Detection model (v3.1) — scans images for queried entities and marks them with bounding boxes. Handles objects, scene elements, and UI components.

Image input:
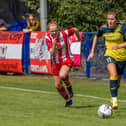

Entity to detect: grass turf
[0,75,126,126]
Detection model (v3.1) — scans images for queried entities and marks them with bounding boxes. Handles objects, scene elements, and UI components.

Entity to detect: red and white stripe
[46,28,74,64]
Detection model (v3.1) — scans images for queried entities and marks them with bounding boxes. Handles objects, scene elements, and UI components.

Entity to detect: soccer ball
[97,104,112,119]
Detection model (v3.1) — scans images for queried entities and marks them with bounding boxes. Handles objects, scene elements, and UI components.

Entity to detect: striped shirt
[45,28,74,64]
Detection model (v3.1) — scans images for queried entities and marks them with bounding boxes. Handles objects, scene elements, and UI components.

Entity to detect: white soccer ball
[97,104,112,119]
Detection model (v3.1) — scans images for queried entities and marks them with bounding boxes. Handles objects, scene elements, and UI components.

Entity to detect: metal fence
[70,32,126,81]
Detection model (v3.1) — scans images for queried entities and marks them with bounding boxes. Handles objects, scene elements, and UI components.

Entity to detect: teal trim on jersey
[97,23,126,39]
[121,23,126,41]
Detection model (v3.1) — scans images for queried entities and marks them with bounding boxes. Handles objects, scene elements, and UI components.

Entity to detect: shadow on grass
[118,107,126,110]
[71,104,99,109]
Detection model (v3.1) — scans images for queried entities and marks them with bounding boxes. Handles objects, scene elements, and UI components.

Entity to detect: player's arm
[45,36,56,56]
[49,38,57,56]
[112,42,126,50]
[73,28,80,41]
[0,26,7,31]
[87,35,99,61]
[87,26,104,61]
[67,28,80,41]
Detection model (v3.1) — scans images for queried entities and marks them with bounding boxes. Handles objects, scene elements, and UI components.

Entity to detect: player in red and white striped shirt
[45,21,80,107]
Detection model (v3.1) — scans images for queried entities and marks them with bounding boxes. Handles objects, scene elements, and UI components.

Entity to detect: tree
[22,0,126,31]
[21,0,39,14]
[49,0,126,31]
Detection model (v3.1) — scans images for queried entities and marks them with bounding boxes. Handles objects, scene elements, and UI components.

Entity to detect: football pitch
[0,75,126,126]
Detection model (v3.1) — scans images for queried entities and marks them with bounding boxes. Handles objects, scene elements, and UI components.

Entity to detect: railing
[83,32,126,80]
[3,20,126,80]
[9,20,27,31]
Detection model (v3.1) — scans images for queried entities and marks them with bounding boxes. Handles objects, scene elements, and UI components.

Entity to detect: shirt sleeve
[65,28,75,36]
[45,36,52,50]
[96,27,104,37]
[121,24,126,41]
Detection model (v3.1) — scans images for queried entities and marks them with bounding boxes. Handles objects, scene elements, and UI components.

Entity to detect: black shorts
[104,56,126,75]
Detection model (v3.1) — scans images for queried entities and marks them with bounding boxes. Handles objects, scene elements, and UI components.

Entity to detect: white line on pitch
[0,86,126,103]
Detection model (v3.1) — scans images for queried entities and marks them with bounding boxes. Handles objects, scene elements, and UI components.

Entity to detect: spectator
[0,19,7,31]
[23,14,40,33]
[0,19,12,31]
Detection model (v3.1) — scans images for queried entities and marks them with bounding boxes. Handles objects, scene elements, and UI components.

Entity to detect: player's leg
[104,56,118,109]
[53,64,71,107]
[59,65,74,98]
[109,61,126,109]
[53,76,70,101]
[59,65,73,107]
[117,75,121,88]
[116,61,126,88]
[62,75,74,98]
[107,63,118,109]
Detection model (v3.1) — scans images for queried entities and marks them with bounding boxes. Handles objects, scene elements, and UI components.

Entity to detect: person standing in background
[0,19,9,31]
[23,14,40,33]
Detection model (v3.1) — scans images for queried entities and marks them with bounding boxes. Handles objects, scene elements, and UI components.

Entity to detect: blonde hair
[47,21,59,31]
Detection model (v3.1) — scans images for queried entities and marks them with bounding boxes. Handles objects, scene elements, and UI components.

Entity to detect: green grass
[0,75,126,126]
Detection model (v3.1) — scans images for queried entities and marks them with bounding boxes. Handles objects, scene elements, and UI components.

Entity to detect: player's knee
[55,82,62,89]
[59,73,66,80]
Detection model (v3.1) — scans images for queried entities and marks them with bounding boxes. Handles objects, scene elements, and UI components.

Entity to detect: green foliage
[21,0,39,13]
[48,0,126,31]
[22,0,126,31]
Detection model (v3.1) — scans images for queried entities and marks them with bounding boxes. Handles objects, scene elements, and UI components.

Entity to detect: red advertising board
[69,32,83,66]
[0,31,24,73]
[30,31,52,74]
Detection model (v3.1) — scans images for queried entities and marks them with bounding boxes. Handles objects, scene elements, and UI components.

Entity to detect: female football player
[45,21,80,107]
[88,11,126,109]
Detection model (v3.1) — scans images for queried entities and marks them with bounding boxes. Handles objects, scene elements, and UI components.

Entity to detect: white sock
[112,97,117,103]
[67,98,71,102]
